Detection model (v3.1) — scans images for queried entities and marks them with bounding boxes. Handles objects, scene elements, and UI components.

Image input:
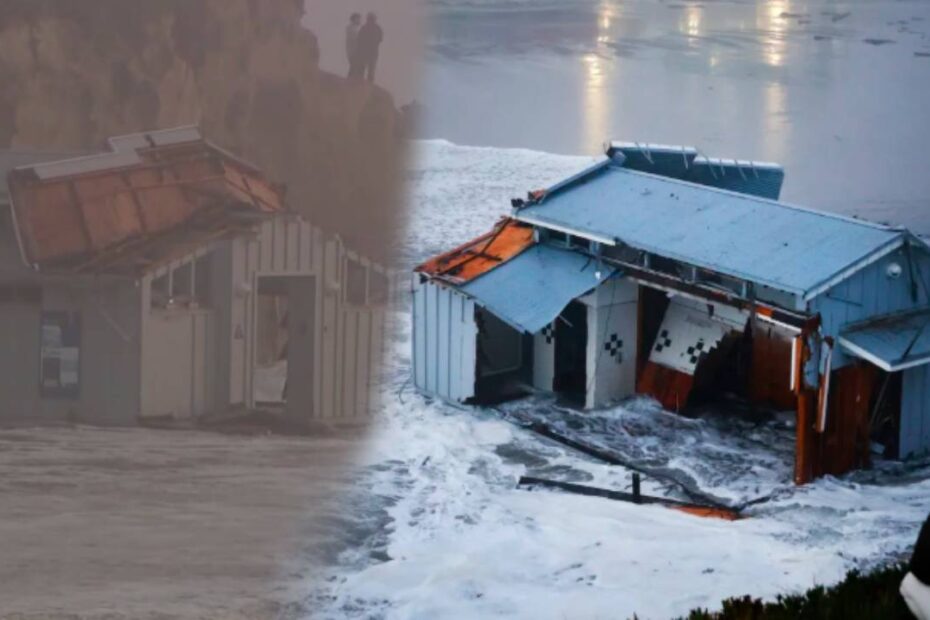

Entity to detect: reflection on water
[581,1,613,150]
[763,80,788,166]
[759,0,790,67]
[680,4,702,40]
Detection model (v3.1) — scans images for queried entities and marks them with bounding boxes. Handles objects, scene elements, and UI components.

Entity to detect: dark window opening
[171,262,193,304]
[193,253,213,308]
[648,254,687,279]
[570,235,592,252]
[346,259,368,306]
[697,268,744,295]
[369,270,389,305]
[151,272,170,309]
[602,244,642,265]
[151,254,214,310]
[546,230,568,245]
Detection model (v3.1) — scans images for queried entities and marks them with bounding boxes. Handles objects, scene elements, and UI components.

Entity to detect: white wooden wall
[412,278,477,403]
[222,215,386,421]
[580,278,640,409]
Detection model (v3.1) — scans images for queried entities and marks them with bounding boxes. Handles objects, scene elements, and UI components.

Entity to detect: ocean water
[420,0,930,233]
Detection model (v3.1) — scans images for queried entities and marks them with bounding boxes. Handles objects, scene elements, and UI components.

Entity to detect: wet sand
[0,426,381,619]
[422,0,930,233]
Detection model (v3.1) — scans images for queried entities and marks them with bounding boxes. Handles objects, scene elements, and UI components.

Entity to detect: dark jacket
[357,22,383,59]
[912,514,930,585]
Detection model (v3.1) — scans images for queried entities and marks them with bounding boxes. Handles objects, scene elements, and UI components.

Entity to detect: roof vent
[886,262,903,280]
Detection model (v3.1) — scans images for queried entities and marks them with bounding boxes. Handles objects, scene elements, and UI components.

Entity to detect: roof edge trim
[802,235,906,302]
[530,159,610,204]
[513,214,617,246]
[838,336,930,372]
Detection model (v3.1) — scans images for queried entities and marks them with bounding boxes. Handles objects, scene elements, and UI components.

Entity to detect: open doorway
[473,307,532,404]
[252,276,316,421]
[869,369,903,458]
[554,300,587,403]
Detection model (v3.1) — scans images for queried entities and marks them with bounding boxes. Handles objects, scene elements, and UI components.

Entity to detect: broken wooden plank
[519,418,732,511]
[517,476,742,521]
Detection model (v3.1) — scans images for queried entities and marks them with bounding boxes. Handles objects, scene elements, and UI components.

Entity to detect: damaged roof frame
[6,126,287,277]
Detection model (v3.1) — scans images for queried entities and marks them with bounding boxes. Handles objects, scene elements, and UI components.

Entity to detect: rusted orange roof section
[415,218,535,284]
[7,131,286,275]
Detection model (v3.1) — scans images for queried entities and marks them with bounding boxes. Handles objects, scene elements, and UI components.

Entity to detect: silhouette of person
[902,514,930,619]
[346,13,362,79]
[356,12,383,83]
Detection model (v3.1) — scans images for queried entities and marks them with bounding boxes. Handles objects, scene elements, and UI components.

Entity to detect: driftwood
[517,476,742,521]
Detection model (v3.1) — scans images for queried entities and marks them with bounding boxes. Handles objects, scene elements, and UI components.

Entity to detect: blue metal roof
[515,163,904,297]
[461,243,615,333]
[839,307,930,372]
[607,143,785,200]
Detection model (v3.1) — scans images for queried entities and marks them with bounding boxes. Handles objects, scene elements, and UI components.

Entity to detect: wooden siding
[816,363,876,476]
[412,278,477,403]
[214,215,385,421]
[810,244,930,369]
[749,321,796,410]
[902,364,930,459]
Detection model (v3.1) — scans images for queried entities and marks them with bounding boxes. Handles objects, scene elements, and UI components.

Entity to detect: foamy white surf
[308,141,930,620]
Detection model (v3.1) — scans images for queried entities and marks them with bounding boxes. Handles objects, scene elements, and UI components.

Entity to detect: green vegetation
[678,564,913,620]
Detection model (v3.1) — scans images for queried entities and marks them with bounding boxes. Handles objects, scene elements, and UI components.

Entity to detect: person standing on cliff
[346,13,362,78]
[357,12,384,83]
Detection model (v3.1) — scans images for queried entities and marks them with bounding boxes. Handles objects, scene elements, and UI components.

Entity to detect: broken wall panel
[647,297,750,375]
[816,363,877,476]
[638,295,750,409]
[749,320,797,410]
[637,362,694,412]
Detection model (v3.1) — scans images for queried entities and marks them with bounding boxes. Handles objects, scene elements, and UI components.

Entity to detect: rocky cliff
[0,0,404,262]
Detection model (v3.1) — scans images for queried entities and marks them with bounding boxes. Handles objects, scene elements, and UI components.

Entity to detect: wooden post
[632,473,642,504]
[793,332,816,485]
[795,389,815,484]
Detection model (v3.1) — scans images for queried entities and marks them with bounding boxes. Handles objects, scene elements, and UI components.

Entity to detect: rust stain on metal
[7,137,286,275]
[415,218,534,284]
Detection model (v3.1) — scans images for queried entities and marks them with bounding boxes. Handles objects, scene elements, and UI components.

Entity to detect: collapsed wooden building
[413,142,930,483]
[0,127,387,427]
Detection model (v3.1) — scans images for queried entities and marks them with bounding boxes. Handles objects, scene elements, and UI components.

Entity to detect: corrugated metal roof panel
[415,219,535,283]
[839,307,930,371]
[517,163,903,297]
[31,151,143,180]
[606,143,785,199]
[688,158,785,200]
[0,149,88,202]
[7,133,286,274]
[108,126,203,152]
[460,243,615,333]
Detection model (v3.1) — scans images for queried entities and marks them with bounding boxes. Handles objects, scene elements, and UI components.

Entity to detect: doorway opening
[473,307,532,404]
[252,276,316,420]
[869,369,903,459]
[554,300,588,403]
